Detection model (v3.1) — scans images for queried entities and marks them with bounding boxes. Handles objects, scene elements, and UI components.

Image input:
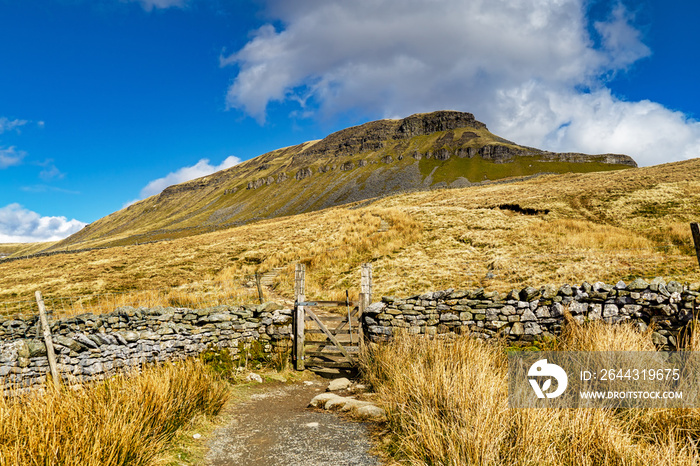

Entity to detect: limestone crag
[300,111,487,159]
[537,152,636,166]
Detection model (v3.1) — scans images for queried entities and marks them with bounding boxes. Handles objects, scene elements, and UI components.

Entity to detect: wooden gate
[292,263,372,371]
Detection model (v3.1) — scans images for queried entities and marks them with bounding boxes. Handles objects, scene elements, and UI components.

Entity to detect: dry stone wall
[363,278,699,349]
[5,277,699,390]
[0,302,292,389]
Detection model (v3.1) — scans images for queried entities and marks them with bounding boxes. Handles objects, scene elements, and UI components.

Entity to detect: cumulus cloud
[0,203,86,243]
[493,83,700,167]
[129,155,241,205]
[222,0,697,166]
[0,146,25,169]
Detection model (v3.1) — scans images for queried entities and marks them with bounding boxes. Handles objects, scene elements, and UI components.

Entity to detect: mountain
[49,110,636,251]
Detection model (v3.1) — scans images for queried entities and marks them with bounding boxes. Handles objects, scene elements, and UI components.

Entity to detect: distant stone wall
[0,302,292,389]
[363,278,699,349]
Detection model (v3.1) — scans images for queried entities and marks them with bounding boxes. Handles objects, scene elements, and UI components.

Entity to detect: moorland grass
[361,317,700,465]
[0,359,229,466]
[2,159,700,316]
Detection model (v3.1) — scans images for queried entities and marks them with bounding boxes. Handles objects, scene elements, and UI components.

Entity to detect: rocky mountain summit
[51,110,637,250]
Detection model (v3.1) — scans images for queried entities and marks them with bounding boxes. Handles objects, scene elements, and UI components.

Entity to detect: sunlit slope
[2,156,697,306]
[0,242,56,258]
[47,111,635,251]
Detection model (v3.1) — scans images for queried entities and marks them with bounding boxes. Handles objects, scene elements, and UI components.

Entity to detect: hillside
[0,242,56,259]
[2,156,697,309]
[45,110,635,252]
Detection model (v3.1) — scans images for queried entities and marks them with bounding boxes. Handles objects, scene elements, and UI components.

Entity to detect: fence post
[294,263,305,370]
[255,272,264,304]
[691,223,700,270]
[359,263,372,345]
[35,291,60,387]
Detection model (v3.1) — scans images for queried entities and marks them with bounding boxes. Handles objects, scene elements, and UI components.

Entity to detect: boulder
[245,373,263,383]
[309,393,343,408]
[355,404,387,421]
[327,377,352,391]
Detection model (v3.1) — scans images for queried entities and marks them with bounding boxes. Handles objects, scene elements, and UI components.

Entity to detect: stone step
[257,267,285,286]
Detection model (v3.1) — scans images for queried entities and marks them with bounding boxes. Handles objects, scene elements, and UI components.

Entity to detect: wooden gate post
[691,223,700,270]
[359,263,373,345]
[294,263,306,370]
[35,291,60,387]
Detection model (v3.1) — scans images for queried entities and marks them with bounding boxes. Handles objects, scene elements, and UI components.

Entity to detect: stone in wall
[0,302,293,390]
[363,278,698,350]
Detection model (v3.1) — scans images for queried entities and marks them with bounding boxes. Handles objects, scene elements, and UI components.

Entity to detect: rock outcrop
[300,111,487,159]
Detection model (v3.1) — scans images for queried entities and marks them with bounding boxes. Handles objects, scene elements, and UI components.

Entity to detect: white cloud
[493,83,700,167]
[132,155,241,203]
[0,146,25,169]
[20,185,80,195]
[0,117,28,134]
[0,203,86,243]
[126,0,188,11]
[37,160,65,181]
[222,0,698,166]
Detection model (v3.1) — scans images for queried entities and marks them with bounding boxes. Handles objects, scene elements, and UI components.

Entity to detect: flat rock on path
[205,379,381,466]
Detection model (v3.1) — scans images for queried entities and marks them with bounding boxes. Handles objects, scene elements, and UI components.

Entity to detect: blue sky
[1,0,699,242]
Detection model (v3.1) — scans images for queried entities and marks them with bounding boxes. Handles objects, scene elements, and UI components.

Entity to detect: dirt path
[205,378,381,466]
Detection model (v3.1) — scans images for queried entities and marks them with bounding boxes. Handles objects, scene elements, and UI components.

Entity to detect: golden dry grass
[0,242,56,258]
[0,277,265,318]
[0,359,229,466]
[2,158,700,315]
[361,318,700,465]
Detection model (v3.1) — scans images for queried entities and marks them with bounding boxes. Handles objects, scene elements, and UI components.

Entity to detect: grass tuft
[0,359,229,466]
[361,318,700,465]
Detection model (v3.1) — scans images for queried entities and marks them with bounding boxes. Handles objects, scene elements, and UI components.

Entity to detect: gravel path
[205,379,381,466]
